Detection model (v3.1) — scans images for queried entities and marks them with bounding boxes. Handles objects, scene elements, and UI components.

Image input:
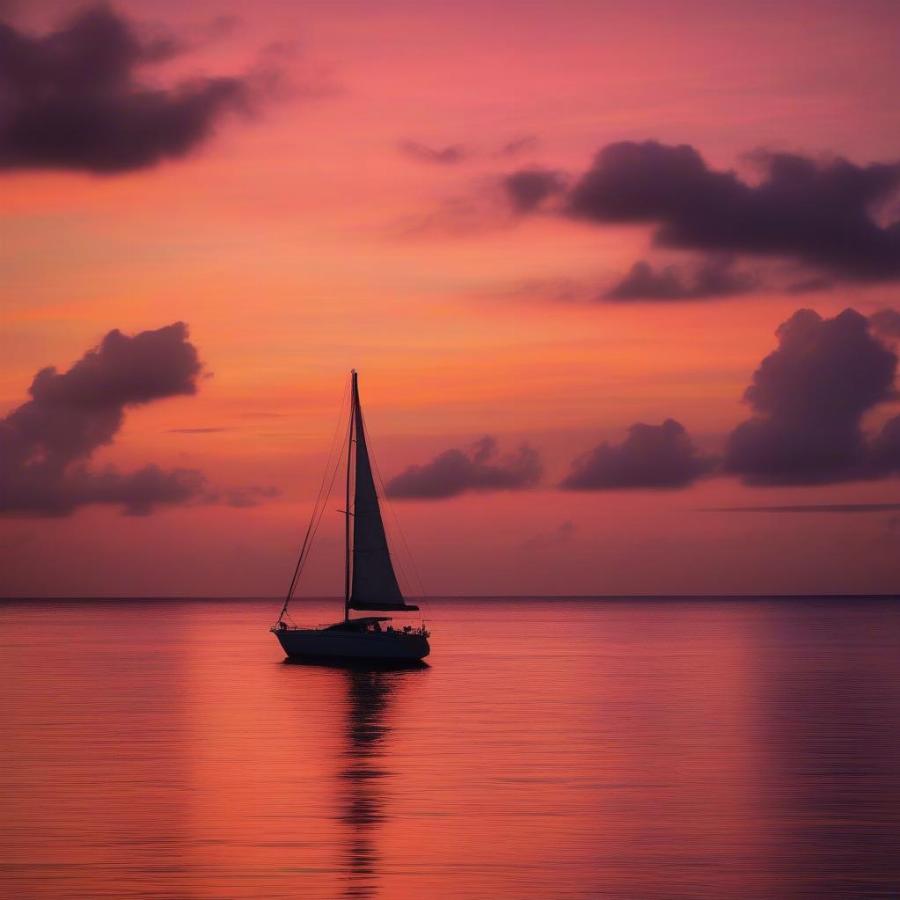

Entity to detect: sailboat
[271,371,430,662]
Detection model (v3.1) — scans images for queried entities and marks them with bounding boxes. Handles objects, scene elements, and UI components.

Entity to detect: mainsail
[348,373,418,612]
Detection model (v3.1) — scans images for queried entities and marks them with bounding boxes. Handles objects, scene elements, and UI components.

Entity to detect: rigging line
[284,385,347,603]
[287,413,348,602]
[363,409,429,603]
[279,377,351,620]
[283,440,343,618]
[288,384,351,597]
[295,414,347,595]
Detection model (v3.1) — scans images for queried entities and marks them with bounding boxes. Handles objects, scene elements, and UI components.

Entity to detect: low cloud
[605,256,758,301]
[0,323,276,515]
[561,419,712,490]
[386,436,542,499]
[559,307,900,491]
[0,5,277,173]
[724,308,898,484]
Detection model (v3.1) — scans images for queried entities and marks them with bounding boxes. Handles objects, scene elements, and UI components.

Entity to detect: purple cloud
[2,323,210,515]
[386,436,542,499]
[561,419,712,490]
[724,308,898,484]
[0,5,270,173]
[504,140,900,281]
[503,167,567,213]
[605,256,758,301]
[566,141,900,280]
[870,307,900,339]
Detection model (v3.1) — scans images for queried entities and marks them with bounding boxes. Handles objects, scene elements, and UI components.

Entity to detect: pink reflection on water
[2,598,900,897]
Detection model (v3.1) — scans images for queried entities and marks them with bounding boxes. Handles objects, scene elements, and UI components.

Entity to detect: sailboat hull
[274,628,430,662]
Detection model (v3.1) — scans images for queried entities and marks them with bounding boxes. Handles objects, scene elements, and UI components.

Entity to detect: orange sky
[2,0,900,596]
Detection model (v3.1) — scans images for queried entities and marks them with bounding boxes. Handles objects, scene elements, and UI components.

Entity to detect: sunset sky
[2,0,900,597]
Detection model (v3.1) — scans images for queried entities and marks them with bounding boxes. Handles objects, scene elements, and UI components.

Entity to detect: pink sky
[2,0,899,596]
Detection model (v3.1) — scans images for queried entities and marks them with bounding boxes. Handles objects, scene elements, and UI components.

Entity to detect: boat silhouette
[272,371,430,663]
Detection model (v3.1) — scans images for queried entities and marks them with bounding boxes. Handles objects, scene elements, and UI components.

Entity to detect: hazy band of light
[703,503,900,514]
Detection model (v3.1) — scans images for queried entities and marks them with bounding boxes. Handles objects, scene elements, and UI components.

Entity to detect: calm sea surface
[2,597,900,899]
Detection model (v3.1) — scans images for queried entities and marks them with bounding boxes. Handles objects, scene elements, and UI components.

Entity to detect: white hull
[274,627,430,662]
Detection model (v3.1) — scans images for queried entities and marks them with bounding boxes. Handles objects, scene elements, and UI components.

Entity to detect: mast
[344,370,357,622]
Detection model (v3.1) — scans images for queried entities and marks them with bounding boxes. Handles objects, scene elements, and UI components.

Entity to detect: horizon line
[2,593,899,602]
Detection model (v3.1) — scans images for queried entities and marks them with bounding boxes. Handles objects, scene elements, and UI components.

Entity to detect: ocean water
[2,597,900,899]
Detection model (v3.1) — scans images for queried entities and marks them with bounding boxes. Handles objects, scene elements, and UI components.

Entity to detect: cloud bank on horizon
[388,307,900,497]
[0,5,273,173]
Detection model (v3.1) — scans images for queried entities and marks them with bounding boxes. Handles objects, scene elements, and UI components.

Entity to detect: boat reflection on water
[285,660,427,898]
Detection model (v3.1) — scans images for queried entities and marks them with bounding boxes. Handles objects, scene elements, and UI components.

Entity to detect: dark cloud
[386,436,542,499]
[68,464,206,517]
[556,141,900,281]
[870,307,900,338]
[503,167,567,213]
[561,419,712,490]
[604,256,758,301]
[871,414,900,475]
[0,5,265,173]
[724,309,898,485]
[398,140,468,165]
[786,276,833,294]
[0,322,211,515]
